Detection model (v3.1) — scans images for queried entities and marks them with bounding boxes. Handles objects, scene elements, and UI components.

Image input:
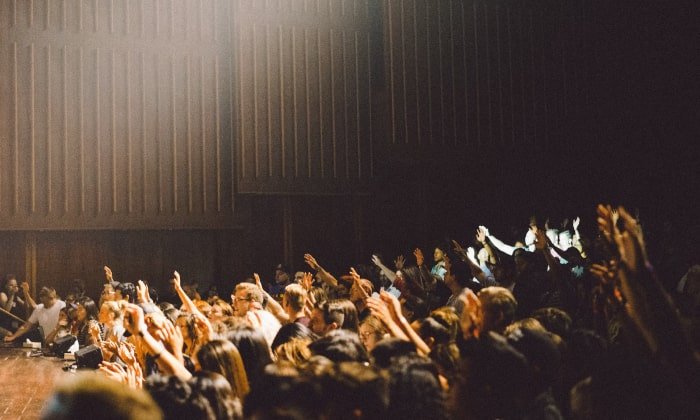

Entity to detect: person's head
[146,374,214,420]
[558,230,573,250]
[42,373,162,420]
[101,283,118,302]
[444,259,477,292]
[98,301,122,325]
[194,301,212,319]
[271,322,316,351]
[359,315,387,352]
[419,317,454,349]
[177,313,198,343]
[370,338,418,369]
[294,271,306,284]
[39,287,58,306]
[274,338,313,366]
[116,282,136,303]
[388,354,447,420]
[283,283,307,315]
[531,307,573,340]
[434,246,447,263]
[196,339,250,399]
[2,275,19,295]
[208,299,233,323]
[310,299,359,335]
[274,264,290,284]
[513,248,531,275]
[349,279,373,305]
[189,371,240,420]
[224,326,274,391]
[308,287,328,309]
[478,287,518,335]
[232,283,262,316]
[317,362,388,419]
[504,317,547,336]
[308,329,369,363]
[452,332,529,419]
[75,297,98,323]
[506,327,562,395]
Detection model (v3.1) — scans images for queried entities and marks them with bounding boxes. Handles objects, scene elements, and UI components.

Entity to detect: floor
[0,347,68,419]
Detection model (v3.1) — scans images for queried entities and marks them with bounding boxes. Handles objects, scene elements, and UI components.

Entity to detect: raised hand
[89,322,102,342]
[172,271,181,289]
[371,254,383,267]
[160,319,184,355]
[123,304,147,336]
[301,272,314,291]
[476,227,487,244]
[104,266,114,282]
[466,246,476,260]
[479,225,491,237]
[573,216,581,231]
[413,248,424,266]
[99,361,128,384]
[136,280,149,304]
[253,273,264,291]
[459,289,481,339]
[304,254,321,271]
[379,290,402,323]
[452,239,466,256]
[394,255,405,271]
[117,341,137,366]
[366,296,392,323]
[20,281,30,295]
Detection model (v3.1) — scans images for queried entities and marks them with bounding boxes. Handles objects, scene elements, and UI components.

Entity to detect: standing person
[3,286,65,343]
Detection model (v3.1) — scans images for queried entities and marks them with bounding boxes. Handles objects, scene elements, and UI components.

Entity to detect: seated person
[3,287,65,344]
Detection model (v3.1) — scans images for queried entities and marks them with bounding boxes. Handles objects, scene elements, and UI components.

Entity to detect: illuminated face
[233,290,251,316]
[5,279,18,294]
[477,248,489,264]
[359,323,379,351]
[434,248,445,263]
[76,304,88,322]
[309,308,329,335]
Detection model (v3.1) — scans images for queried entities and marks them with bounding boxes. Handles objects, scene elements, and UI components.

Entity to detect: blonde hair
[274,338,312,367]
[235,283,263,304]
[284,284,307,312]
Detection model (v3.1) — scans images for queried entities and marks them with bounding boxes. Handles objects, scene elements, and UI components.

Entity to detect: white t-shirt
[245,309,281,348]
[28,300,66,336]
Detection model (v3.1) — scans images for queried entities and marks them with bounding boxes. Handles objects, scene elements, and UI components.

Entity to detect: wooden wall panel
[234,0,374,193]
[384,0,593,148]
[0,0,238,230]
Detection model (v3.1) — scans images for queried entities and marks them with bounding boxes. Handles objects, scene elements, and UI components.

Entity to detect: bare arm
[21,282,36,311]
[304,254,339,287]
[124,304,192,380]
[172,271,201,316]
[371,255,397,283]
[254,273,289,323]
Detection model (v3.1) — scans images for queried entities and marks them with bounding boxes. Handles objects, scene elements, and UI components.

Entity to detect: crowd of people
[1,204,699,419]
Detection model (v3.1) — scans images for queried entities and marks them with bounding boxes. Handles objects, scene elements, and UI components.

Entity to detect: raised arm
[371,255,397,283]
[482,226,518,256]
[304,254,339,287]
[254,273,289,323]
[20,282,36,311]
[172,271,201,316]
[123,304,192,380]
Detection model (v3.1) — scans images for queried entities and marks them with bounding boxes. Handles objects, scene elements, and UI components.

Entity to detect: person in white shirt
[3,286,65,343]
[232,282,281,347]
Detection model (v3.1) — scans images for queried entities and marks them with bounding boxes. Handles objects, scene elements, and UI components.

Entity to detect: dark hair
[308,329,369,363]
[117,282,136,302]
[370,338,417,369]
[388,354,448,420]
[224,326,273,392]
[531,307,573,340]
[1,274,17,293]
[77,297,99,321]
[146,374,215,420]
[243,366,323,419]
[453,332,529,419]
[271,322,316,351]
[317,362,388,419]
[420,317,453,346]
[189,371,240,420]
[318,299,359,332]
